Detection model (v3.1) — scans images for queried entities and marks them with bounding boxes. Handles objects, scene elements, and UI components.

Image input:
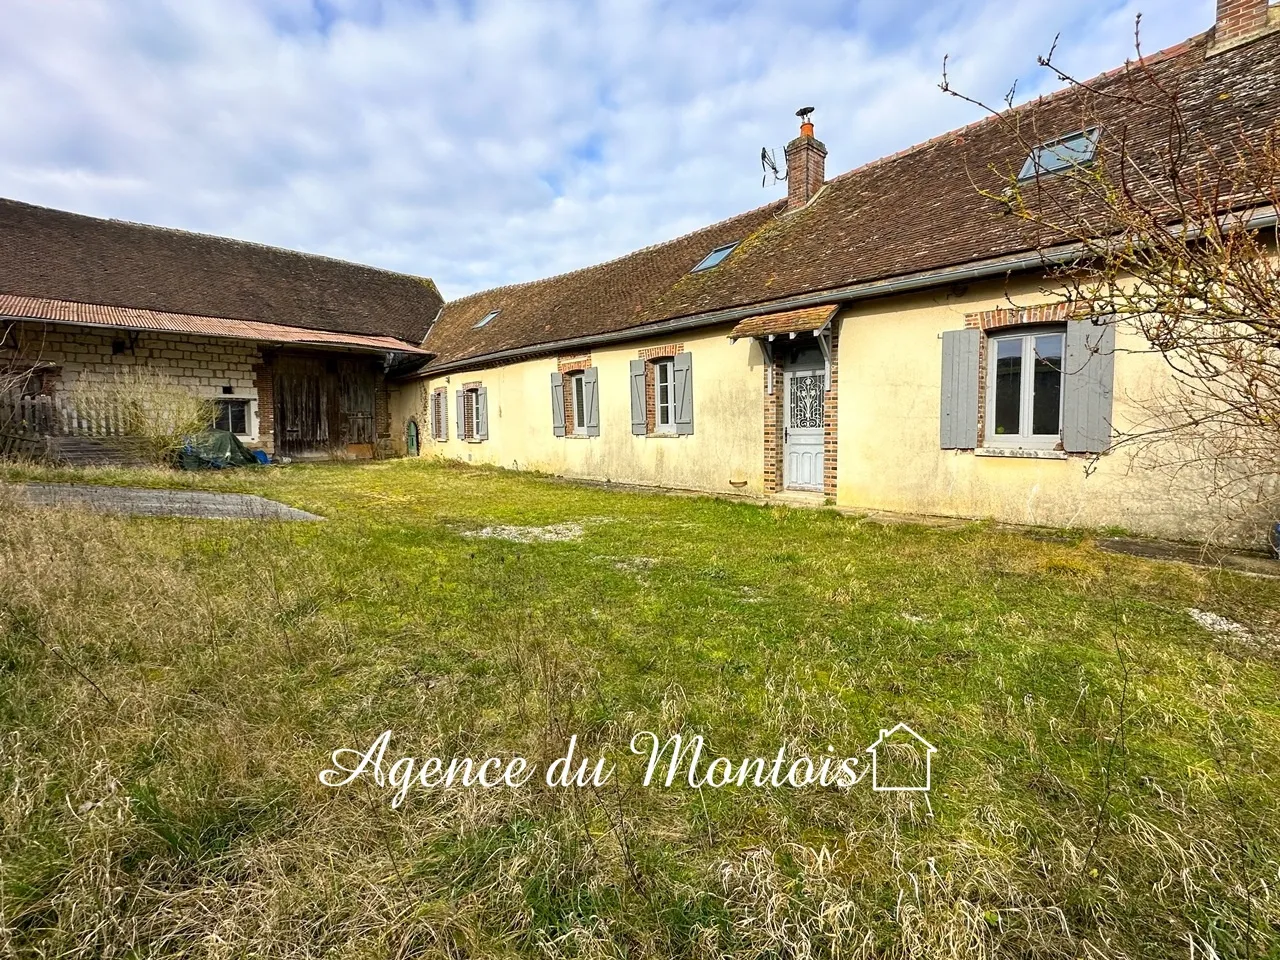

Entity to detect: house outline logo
[865,723,937,792]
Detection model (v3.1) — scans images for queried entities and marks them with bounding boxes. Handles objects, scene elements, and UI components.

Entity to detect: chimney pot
[785,109,827,210]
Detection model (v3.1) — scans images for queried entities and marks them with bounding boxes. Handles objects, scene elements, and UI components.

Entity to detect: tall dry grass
[0,476,1277,958]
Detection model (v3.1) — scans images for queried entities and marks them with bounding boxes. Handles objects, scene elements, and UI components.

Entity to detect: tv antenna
[760,147,784,187]
[762,107,817,187]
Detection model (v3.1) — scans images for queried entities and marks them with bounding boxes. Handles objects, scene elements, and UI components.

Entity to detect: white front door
[784,366,825,491]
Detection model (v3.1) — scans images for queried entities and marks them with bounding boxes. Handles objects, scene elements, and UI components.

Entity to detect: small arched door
[406,418,420,457]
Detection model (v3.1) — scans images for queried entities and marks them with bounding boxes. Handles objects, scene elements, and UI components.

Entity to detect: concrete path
[4,483,323,521]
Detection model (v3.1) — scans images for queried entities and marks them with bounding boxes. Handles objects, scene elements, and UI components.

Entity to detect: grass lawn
[1,459,1278,959]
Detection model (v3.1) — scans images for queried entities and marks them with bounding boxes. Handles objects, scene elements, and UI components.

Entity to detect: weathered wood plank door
[274,352,379,457]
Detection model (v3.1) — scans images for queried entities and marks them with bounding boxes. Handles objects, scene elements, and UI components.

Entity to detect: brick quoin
[252,349,275,453]
[375,381,390,440]
[763,350,783,494]
[823,324,839,498]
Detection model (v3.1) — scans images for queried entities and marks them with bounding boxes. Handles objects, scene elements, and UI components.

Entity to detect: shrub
[68,367,215,465]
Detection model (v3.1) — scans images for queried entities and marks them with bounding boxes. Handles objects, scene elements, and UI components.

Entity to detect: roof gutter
[412,243,1087,378]
[411,205,1280,379]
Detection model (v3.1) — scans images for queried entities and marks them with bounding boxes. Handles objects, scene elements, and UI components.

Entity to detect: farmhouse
[2,1,1278,540]
[0,200,439,461]
[390,1,1280,542]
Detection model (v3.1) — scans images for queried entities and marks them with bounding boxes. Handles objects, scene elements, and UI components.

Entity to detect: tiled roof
[729,304,838,340]
[0,198,443,345]
[421,201,785,366]
[422,27,1280,369]
[0,293,428,354]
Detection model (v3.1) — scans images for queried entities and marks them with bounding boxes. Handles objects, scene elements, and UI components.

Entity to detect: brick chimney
[784,107,827,210]
[1209,0,1279,55]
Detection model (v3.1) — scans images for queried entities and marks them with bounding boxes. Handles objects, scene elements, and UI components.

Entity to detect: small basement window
[1018,128,1099,181]
[213,398,249,435]
[690,242,738,273]
[473,309,500,329]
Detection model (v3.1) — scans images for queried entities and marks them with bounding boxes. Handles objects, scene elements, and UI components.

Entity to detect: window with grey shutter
[673,352,694,435]
[456,390,465,440]
[1062,319,1115,453]
[629,359,646,435]
[939,328,980,449]
[475,386,489,440]
[550,371,566,437]
[583,366,600,437]
[430,390,446,441]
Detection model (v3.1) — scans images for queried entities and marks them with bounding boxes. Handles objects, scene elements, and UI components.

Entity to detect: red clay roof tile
[423,28,1280,369]
[728,304,838,339]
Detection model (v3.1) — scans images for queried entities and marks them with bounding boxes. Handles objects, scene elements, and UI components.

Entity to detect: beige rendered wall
[390,276,1273,544]
[836,275,1271,543]
[389,324,767,495]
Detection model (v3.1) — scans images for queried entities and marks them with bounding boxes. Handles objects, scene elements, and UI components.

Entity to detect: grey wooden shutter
[427,391,438,440]
[939,328,980,449]
[583,367,600,437]
[456,390,465,440]
[1062,319,1116,453]
[438,391,447,440]
[673,352,694,435]
[550,371,566,437]
[629,359,646,435]
[475,387,489,440]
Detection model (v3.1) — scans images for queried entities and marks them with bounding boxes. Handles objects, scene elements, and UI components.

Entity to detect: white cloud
[0,0,1214,299]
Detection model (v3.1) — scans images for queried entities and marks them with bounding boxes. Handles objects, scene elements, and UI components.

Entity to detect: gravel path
[4,483,323,521]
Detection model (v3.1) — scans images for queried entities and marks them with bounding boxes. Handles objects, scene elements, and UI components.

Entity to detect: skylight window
[691,242,739,273]
[473,309,500,329]
[1018,128,1099,181]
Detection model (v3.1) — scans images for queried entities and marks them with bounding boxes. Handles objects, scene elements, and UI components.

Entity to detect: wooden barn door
[274,352,379,457]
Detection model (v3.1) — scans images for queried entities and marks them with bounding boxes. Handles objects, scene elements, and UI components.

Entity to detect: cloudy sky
[1,0,1211,299]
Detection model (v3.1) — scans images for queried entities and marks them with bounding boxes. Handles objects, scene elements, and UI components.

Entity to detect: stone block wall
[2,321,266,444]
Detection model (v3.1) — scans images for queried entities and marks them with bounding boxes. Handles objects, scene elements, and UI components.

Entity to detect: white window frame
[984,327,1065,451]
[569,372,587,436]
[212,397,253,438]
[654,359,675,433]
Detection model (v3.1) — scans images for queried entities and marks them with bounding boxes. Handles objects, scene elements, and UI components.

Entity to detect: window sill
[975,447,1067,460]
[646,431,681,439]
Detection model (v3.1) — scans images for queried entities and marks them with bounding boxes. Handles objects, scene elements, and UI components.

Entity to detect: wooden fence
[0,395,136,439]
